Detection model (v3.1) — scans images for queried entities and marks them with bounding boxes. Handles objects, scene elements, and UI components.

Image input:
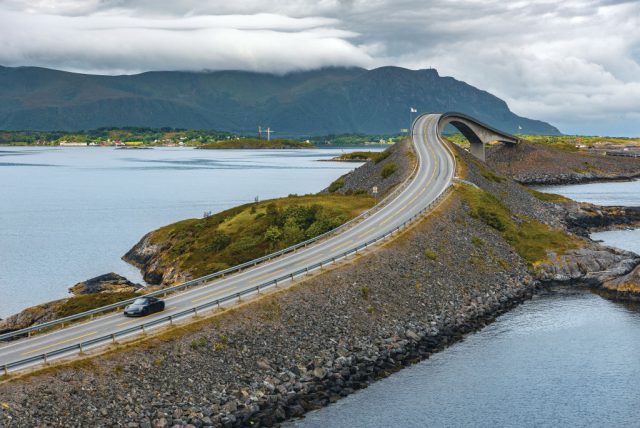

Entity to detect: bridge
[438,112,520,161]
[0,113,517,374]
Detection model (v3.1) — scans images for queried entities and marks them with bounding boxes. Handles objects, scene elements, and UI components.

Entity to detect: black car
[123,297,165,317]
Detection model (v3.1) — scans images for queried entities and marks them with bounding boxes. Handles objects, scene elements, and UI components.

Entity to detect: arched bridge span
[435,112,520,161]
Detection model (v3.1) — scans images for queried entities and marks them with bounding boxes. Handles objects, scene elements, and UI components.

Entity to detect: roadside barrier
[1,114,456,374]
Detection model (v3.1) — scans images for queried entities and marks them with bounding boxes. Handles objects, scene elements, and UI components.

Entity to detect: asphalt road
[0,113,456,371]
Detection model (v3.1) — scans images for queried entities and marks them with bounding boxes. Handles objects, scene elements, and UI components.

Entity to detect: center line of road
[190,287,234,304]
[330,240,353,251]
[21,331,98,356]
[253,268,285,282]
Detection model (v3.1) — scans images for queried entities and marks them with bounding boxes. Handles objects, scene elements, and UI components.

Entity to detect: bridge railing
[0,142,421,343]
[2,176,453,376]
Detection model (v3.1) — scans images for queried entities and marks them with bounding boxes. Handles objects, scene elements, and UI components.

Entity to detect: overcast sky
[1,0,639,136]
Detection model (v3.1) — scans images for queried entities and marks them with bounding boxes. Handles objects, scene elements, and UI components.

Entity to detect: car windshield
[132,298,148,305]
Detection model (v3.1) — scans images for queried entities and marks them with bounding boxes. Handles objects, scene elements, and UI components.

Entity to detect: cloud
[2,0,640,135]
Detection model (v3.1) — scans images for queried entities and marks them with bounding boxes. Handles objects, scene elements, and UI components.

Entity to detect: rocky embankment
[486,141,640,185]
[324,138,414,197]
[2,143,640,427]
[566,204,640,233]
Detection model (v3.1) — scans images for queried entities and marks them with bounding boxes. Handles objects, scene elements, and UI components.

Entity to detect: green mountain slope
[0,65,560,135]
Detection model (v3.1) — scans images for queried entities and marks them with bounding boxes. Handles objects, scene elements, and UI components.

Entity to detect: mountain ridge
[0,65,560,135]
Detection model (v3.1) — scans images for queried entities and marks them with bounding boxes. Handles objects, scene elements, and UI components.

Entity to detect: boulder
[69,273,142,295]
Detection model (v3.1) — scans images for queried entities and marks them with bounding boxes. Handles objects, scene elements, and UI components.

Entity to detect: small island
[197,138,313,150]
[326,151,391,163]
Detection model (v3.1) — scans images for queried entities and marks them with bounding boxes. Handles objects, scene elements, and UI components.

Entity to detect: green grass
[148,194,375,279]
[424,249,437,260]
[198,138,312,149]
[459,185,581,266]
[328,177,345,193]
[56,292,139,318]
[381,162,398,179]
[471,236,485,247]
[481,170,506,183]
[526,188,570,203]
[332,150,391,163]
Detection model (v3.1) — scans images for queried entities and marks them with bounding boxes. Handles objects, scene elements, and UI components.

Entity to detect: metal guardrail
[2,184,452,376]
[1,114,457,375]
[0,138,421,343]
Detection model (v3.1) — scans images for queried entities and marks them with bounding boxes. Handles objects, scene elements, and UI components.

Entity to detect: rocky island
[197,138,313,150]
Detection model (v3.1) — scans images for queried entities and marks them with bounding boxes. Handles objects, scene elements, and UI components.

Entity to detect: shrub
[360,286,370,300]
[206,231,231,251]
[190,337,208,349]
[472,236,485,247]
[424,249,437,260]
[381,162,398,179]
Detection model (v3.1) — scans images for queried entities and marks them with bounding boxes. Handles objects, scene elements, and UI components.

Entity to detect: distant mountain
[0,65,560,135]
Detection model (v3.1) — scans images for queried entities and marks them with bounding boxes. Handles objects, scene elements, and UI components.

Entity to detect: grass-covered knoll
[148,194,374,279]
[331,151,391,163]
[56,292,139,318]
[458,184,581,266]
[198,138,313,150]
[526,188,570,203]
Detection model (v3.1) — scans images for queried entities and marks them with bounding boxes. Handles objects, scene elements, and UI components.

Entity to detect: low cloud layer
[2,0,640,135]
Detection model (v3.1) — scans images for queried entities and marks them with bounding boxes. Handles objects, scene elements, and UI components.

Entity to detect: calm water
[0,146,373,318]
[539,180,640,255]
[293,180,640,427]
[294,288,640,428]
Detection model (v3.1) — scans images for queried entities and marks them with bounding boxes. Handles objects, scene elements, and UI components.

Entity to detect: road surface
[0,113,456,372]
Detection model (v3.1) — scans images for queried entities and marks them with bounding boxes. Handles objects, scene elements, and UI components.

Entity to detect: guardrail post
[141,325,146,335]
[274,279,278,287]
[2,365,7,376]
[169,315,173,326]
[43,353,48,365]
[79,343,84,354]
[111,333,116,344]
[194,308,199,317]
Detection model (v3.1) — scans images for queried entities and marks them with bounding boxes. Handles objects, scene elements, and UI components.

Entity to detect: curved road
[0,113,456,372]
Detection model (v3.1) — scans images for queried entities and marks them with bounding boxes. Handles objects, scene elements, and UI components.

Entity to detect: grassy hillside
[138,194,374,281]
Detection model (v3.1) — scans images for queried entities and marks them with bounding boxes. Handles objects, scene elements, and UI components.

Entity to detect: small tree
[264,226,282,248]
